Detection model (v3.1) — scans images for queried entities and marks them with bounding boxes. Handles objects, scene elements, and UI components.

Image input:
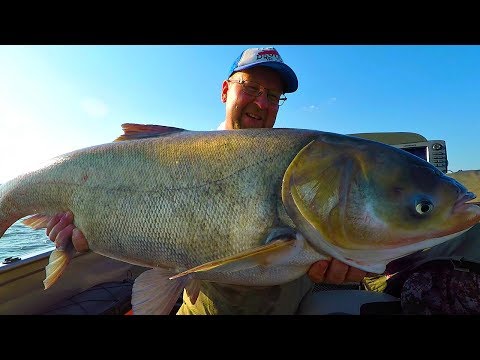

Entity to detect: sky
[1,44,479,183]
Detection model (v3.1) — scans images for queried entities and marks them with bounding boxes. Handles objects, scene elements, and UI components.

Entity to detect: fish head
[282,133,480,273]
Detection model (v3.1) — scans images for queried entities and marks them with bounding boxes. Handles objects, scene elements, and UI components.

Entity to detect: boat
[0,248,156,315]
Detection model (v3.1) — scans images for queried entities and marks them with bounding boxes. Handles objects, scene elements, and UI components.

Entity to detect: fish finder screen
[403,146,427,161]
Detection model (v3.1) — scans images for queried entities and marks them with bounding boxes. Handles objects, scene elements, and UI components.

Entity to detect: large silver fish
[1,124,479,314]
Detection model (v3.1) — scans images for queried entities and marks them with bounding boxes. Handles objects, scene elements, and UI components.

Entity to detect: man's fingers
[307,260,329,283]
[345,266,367,283]
[72,228,89,253]
[46,213,64,237]
[47,211,73,242]
[308,258,369,285]
[55,224,76,250]
[324,258,349,285]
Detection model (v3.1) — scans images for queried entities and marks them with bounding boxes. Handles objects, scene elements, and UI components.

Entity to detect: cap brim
[231,61,298,93]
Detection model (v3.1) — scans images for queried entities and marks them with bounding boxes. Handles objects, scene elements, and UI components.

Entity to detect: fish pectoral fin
[22,214,52,230]
[43,242,76,290]
[131,268,188,315]
[170,236,302,280]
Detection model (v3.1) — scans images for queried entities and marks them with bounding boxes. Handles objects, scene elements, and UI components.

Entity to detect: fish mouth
[453,191,479,213]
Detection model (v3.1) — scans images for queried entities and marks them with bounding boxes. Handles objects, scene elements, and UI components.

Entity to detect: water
[0,217,55,263]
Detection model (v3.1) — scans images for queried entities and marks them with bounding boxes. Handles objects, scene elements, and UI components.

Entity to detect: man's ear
[221,80,229,103]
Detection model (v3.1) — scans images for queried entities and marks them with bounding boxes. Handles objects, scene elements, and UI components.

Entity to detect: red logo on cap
[257,49,281,62]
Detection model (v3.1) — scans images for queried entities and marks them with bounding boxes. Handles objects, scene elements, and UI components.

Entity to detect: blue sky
[1,45,479,183]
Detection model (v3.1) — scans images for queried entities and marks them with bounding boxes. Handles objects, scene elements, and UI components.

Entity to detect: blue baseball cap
[228,47,298,93]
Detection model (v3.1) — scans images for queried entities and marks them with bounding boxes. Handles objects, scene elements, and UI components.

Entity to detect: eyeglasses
[227,78,287,106]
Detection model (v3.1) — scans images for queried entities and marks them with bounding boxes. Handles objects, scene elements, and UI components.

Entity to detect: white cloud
[302,105,321,112]
[81,98,109,118]
[302,97,337,112]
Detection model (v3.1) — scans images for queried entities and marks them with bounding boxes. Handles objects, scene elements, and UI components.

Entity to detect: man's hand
[307,259,367,284]
[46,211,89,253]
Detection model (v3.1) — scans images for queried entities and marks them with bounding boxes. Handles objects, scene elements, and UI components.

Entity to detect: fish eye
[415,199,434,215]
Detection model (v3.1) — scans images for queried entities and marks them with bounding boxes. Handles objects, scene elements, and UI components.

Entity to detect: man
[46,47,367,314]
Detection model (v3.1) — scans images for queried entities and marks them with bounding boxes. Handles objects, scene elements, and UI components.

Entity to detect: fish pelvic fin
[43,242,76,290]
[169,236,303,280]
[184,279,202,305]
[114,123,186,142]
[131,268,188,315]
[25,213,76,290]
[22,214,52,230]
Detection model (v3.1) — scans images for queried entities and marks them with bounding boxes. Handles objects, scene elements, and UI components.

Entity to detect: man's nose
[253,91,270,109]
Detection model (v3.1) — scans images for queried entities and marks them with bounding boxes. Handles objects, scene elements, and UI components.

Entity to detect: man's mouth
[246,112,262,121]
[242,113,264,127]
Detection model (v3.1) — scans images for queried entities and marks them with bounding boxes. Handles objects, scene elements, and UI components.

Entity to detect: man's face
[222,66,285,129]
